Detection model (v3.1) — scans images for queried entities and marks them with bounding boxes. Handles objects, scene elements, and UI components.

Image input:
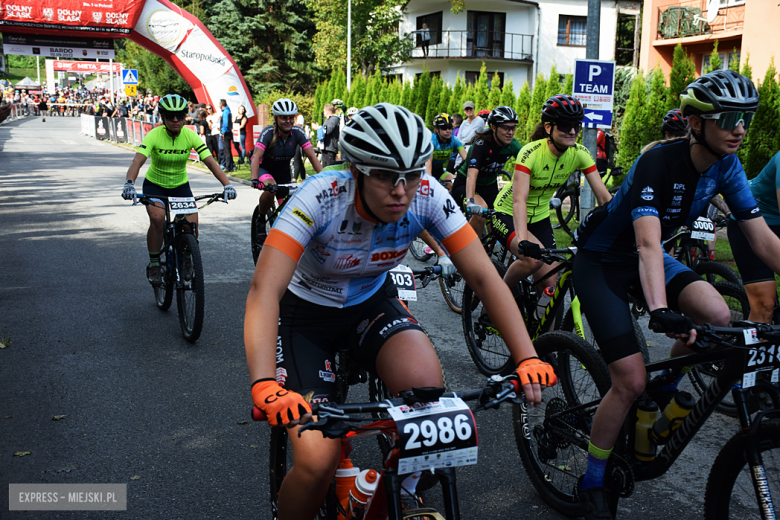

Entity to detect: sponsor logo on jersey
[419,179,431,196]
[443,199,457,219]
[324,360,332,372]
[542,165,550,171]
[338,220,348,234]
[275,367,288,385]
[276,330,284,364]
[666,208,681,213]
[157,149,190,155]
[316,182,347,203]
[303,392,329,404]
[310,244,330,264]
[370,249,408,262]
[671,195,682,207]
[319,370,336,383]
[301,273,343,293]
[334,254,361,269]
[351,222,362,235]
[752,207,760,214]
[292,208,313,227]
[641,186,654,201]
[378,317,419,338]
[673,183,685,190]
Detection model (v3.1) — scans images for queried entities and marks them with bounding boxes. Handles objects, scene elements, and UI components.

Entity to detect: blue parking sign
[573,59,616,128]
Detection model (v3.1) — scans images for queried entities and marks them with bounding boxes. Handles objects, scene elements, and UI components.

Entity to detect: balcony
[657,0,745,40]
[410,30,533,62]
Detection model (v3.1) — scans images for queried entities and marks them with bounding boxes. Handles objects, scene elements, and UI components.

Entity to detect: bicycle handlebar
[133,192,226,206]
[465,207,494,218]
[650,321,780,352]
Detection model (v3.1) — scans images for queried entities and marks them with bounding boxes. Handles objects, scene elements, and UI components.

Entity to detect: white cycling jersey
[265,169,475,307]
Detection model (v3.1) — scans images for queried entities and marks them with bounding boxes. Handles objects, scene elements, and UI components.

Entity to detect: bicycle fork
[381,468,459,520]
[734,387,777,519]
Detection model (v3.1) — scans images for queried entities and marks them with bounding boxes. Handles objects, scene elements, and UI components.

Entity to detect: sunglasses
[356,164,425,187]
[437,125,453,131]
[553,121,582,134]
[700,111,754,131]
[277,115,295,122]
[464,107,475,111]
[498,124,517,132]
[164,113,186,121]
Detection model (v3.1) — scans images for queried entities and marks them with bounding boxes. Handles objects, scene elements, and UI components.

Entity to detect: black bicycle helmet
[158,94,187,116]
[487,106,518,126]
[662,109,688,136]
[541,94,584,122]
[432,113,453,128]
[680,69,759,117]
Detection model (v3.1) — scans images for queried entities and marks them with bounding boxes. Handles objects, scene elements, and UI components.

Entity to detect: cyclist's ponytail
[529,122,548,142]
[269,119,279,150]
[640,130,690,155]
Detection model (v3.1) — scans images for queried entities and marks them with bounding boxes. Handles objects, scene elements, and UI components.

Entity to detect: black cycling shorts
[451,174,499,210]
[728,219,780,285]
[275,276,424,404]
[142,178,193,198]
[573,249,701,364]
[490,212,555,251]
[257,166,291,186]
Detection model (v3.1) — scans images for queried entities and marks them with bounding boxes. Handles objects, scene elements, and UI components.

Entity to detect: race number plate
[388,398,478,475]
[742,338,780,388]
[169,197,198,215]
[690,217,715,241]
[389,265,416,301]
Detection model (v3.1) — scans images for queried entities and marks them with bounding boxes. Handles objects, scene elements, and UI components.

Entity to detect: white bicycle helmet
[272,98,298,116]
[339,103,433,170]
[347,107,358,116]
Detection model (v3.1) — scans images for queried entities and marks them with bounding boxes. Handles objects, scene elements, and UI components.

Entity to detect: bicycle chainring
[606,453,635,498]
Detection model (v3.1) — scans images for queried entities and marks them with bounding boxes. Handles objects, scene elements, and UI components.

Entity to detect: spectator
[420,22,431,57]
[197,109,209,145]
[596,129,608,173]
[458,101,485,145]
[452,113,463,137]
[220,99,235,172]
[234,104,249,167]
[38,97,48,122]
[321,103,340,167]
[206,105,221,160]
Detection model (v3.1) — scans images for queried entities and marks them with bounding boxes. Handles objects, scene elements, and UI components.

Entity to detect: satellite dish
[705,0,720,23]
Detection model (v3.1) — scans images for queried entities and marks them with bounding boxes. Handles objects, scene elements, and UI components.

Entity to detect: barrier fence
[81,115,202,161]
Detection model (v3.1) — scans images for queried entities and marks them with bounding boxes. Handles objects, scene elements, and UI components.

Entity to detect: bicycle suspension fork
[382,468,461,519]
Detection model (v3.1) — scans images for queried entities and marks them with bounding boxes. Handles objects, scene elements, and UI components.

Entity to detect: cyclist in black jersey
[452,106,522,238]
[572,70,780,519]
[250,98,323,232]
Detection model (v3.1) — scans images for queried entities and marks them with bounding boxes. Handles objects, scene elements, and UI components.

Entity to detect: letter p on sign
[589,65,602,82]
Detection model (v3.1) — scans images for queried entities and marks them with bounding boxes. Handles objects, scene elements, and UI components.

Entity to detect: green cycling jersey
[137,126,212,189]
[494,139,597,223]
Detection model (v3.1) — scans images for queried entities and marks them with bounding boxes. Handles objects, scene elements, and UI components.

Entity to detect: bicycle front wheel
[251,206,273,265]
[439,271,465,314]
[704,419,780,519]
[154,245,174,311]
[514,331,612,517]
[409,237,434,262]
[176,234,205,343]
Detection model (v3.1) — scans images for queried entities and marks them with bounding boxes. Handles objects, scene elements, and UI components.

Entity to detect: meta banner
[3,34,115,59]
[49,60,121,73]
[0,0,144,36]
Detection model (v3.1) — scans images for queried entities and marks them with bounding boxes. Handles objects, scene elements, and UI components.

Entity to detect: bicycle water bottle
[347,468,378,518]
[634,399,659,462]
[335,459,360,520]
[535,286,555,319]
[651,391,695,444]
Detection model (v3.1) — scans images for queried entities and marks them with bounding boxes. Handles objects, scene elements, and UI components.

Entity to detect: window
[558,15,587,46]
[702,49,740,73]
[415,71,441,80]
[465,71,504,90]
[416,12,443,47]
[467,11,507,58]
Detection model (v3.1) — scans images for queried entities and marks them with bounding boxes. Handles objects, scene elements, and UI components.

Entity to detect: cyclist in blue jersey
[572,70,780,518]
[244,103,557,520]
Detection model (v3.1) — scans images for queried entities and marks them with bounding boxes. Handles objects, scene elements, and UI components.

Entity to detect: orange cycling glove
[515,357,558,387]
[251,379,312,427]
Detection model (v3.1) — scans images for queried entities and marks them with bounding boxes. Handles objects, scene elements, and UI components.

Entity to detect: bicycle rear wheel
[409,237,434,262]
[695,260,742,285]
[439,272,465,314]
[252,206,273,265]
[461,259,515,375]
[514,331,612,516]
[154,245,174,311]
[176,234,205,343]
[554,189,578,237]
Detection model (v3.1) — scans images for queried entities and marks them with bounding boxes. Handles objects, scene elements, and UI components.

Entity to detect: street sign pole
[580,0,602,218]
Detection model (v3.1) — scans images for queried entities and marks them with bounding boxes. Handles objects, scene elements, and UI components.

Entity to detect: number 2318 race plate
[387,398,478,475]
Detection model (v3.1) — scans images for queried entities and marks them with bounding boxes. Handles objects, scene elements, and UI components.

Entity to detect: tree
[312,81,325,122]
[703,40,721,74]
[399,80,413,110]
[448,72,464,115]
[307,0,413,77]
[208,0,320,97]
[425,76,442,127]
[414,69,432,118]
[744,59,780,178]
[117,41,194,100]
[741,53,753,80]
[667,43,696,111]
[515,81,531,142]
[545,65,562,99]
[645,67,668,144]
[474,63,489,111]
[348,73,366,109]
[487,72,502,109]
[500,78,516,109]
[729,47,740,72]
[618,71,648,170]
[438,83,452,116]
[525,74,547,140]
[563,74,574,96]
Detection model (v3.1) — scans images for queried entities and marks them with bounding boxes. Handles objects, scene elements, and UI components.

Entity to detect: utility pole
[580,0,601,218]
[346,0,352,91]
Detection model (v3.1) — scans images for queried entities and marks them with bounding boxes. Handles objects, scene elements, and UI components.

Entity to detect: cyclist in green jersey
[122,94,236,285]
[492,94,612,290]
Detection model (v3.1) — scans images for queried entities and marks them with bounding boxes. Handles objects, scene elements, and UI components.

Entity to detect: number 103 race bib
[387,397,478,475]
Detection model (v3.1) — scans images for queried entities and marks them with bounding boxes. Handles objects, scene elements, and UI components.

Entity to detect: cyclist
[491,94,611,293]
[346,106,358,122]
[452,105,523,237]
[250,98,323,235]
[121,94,237,286]
[727,149,780,322]
[244,103,557,520]
[661,108,688,139]
[571,70,780,518]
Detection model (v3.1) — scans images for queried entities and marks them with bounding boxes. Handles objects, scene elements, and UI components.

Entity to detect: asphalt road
[1,116,747,519]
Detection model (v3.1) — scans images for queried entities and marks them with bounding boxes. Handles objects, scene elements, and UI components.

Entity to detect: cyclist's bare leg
[589,352,646,450]
[419,230,446,257]
[257,176,276,217]
[468,194,488,239]
[376,329,444,395]
[504,232,557,292]
[281,427,341,520]
[146,203,166,252]
[744,280,776,323]
[670,279,731,357]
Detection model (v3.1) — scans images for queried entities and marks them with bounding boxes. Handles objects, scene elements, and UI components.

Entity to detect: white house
[389,0,641,95]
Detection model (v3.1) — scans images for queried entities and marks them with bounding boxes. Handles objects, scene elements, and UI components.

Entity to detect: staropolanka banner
[0,0,144,36]
[3,34,115,59]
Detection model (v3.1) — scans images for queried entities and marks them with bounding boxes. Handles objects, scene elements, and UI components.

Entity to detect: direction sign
[121,69,138,85]
[572,59,616,129]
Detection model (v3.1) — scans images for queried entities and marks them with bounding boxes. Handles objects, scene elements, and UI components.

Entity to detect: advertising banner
[2,34,115,59]
[115,117,127,143]
[132,119,142,145]
[0,0,144,37]
[107,117,116,141]
[124,117,133,143]
[94,116,109,139]
[50,60,121,73]
[141,121,153,135]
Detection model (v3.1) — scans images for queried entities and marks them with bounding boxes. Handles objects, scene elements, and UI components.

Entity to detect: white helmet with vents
[272,98,298,116]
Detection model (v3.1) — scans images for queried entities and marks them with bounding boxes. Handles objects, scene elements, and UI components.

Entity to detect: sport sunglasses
[699,111,754,131]
[355,164,425,187]
[551,121,582,134]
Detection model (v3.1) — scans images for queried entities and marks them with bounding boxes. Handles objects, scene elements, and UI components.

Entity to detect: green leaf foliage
[488,71,502,109]
[474,63,489,111]
[617,70,648,170]
[438,83,452,117]
[703,40,721,74]
[525,74,547,140]
[646,67,668,143]
[545,65,562,100]
[117,41,193,100]
[415,69,432,121]
[448,72,465,115]
[500,78,516,109]
[744,59,780,178]
[667,43,696,111]
[515,82,531,142]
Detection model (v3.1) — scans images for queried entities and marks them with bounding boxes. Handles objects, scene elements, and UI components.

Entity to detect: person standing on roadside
[458,101,485,146]
[38,97,48,122]
[320,103,340,167]
[220,99,235,172]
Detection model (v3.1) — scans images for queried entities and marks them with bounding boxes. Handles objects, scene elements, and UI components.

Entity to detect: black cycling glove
[251,179,261,189]
[648,308,695,334]
[518,240,542,260]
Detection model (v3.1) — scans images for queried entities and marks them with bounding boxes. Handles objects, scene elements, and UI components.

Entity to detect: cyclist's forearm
[586,171,613,206]
[635,221,667,311]
[466,169,479,201]
[126,153,146,182]
[709,195,730,216]
[304,147,322,173]
[250,148,264,180]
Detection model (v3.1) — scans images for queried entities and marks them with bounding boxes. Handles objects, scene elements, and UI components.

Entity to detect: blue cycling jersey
[575,139,759,258]
[749,151,780,226]
[430,134,464,173]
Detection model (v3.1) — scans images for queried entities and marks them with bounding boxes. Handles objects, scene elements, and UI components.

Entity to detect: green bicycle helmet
[680,70,759,117]
[158,94,188,115]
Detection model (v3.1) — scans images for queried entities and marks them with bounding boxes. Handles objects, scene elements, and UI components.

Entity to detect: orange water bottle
[348,469,378,518]
[335,459,360,520]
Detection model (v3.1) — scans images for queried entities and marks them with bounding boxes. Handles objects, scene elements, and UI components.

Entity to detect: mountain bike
[250,181,300,264]
[132,192,226,342]
[255,374,523,520]
[553,167,623,237]
[514,322,780,519]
